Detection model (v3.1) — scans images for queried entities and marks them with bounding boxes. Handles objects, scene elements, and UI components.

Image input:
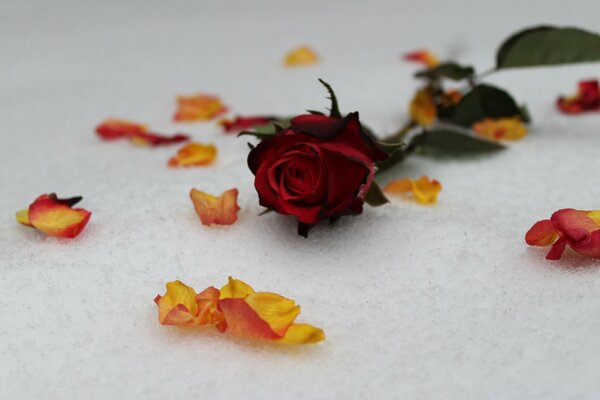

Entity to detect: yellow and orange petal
[155,280,202,326]
[404,49,440,68]
[173,94,227,122]
[155,277,324,344]
[409,87,437,126]
[18,194,91,238]
[284,46,319,66]
[384,176,442,205]
[189,188,240,226]
[168,142,217,167]
[472,117,527,141]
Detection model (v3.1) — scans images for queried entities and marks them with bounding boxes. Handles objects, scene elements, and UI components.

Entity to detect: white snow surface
[1,0,600,399]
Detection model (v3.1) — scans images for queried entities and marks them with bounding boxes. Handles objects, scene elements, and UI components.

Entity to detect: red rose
[247,112,389,236]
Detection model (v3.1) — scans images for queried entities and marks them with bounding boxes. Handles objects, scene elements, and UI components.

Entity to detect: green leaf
[237,118,291,139]
[318,79,342,118]
[306,109,325,116]
[415,62,475,81]
[450,84,521,126]
[412,126,506,153]
[364,181,389,207]
[497,26,600,69]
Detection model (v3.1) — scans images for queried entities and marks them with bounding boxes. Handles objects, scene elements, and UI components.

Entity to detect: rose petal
[96,118,147,140]
[244,292,300,336]
[557,80,600,114]
[409,87,437,126]
[130,132,189,146]
[277,323,325,344]
[404,49,440,68]
[173,94,227,122]
[189,188,240,226]
[168,142,217,167]
[472,117,527,141]
[217,298,282,340]
[16,209,32,226]
[384,176,442,205]
[195,287,224,325]
[284,46,319,66]
[155,280,200,326]
[219,276,255,299]
[25,194,91,238]
[525,219,559,246]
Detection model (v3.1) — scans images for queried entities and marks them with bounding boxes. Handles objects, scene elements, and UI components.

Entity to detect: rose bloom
[247,112,389,236]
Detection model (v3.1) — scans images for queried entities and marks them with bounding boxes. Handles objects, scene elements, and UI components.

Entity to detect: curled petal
[196,287,224,325]
[173,94,227,122]
[189,188,240,226]
[278,324,325,344]
[557,80,600,114]
[526,208,600,260]
[155,280,200,326]
[220,276,255,299]
[24,194,91,238]
[96,118,147,140]
[404,49,440,68]
[284,46,319,66]
[409,87,437,126]
[169,143,217,167]
[525,219,559,246]
[384,176,442,205]
[472,117,527,141]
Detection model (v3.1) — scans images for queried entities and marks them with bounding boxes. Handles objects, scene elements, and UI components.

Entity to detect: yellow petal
[586,210,600,226]
[157,280,199,324]
[384,176,442,205]
[16,209,32,226]
[219,276,255,299]
[284,46,319,66]
[278,324,325,344]
[244,292,300,336]
[409,87,437,126]
[168,142,217,167]
[189,188,240,226]
[472,117,527,141]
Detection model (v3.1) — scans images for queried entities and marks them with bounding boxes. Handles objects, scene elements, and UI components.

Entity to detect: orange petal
[217,298,282,340]
[129,132,189,147]
[168,142,217,167]
[220,276,255,299]
[195,286,224,325]
[384,176,442,205]
[26,194,91,238]
[96,118,147,140]
[284,46,319,66]
[155,280,201,326]
[404,49,440,68]
[189,188,240,226]
[278,324,325,344]
[409,87,437,126]
[525,219,559,246]
[472,117,527,141]
[173,94,227,122]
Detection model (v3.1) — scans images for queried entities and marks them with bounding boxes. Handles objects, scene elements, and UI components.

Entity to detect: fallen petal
[24,193,91,238]
[557,80,600,114]
[173,94,227,122]
[472,117,527,141]
[168,143,217,167]
[384,176,442,205]
[96,118,147,140]
[219,116,278,133]
[278,323,325,344]
[155,280,200,326]
[404,49,440,68]
[189,188,240,226]
[284,46,319,66]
